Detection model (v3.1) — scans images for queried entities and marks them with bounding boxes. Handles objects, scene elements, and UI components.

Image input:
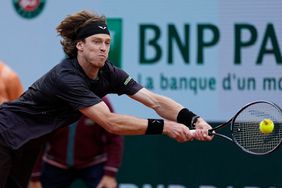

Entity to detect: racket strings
[232,102,282,155]
[233,122,282,154]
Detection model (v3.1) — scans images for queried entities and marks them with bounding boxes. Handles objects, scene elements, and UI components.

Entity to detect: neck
[77,56,99,80]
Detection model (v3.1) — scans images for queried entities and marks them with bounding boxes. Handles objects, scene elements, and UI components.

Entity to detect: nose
[100,42,107,51]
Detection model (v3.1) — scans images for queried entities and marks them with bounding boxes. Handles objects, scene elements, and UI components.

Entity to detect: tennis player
[0,10,212,188]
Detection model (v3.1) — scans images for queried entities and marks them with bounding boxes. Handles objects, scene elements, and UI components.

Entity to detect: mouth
[99,54,107,58]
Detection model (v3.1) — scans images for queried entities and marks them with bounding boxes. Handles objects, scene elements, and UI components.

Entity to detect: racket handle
[208,129,214,136]
[190,129,213,136]
[189,130,196,135]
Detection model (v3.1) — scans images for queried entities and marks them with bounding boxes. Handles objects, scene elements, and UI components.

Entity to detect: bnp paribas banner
[107,1,282,122]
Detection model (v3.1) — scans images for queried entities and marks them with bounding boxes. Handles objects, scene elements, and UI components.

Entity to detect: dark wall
[71,122,282,188]
[117,123,282,187]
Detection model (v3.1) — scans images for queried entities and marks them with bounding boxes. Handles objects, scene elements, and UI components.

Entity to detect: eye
[92,39,101,44]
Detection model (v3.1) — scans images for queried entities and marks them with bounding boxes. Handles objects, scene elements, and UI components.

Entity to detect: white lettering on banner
[168,185,186,188]
[119,184,185,188]
[119,184,279,188]
[119,184,138,188]
[199,186,216,188]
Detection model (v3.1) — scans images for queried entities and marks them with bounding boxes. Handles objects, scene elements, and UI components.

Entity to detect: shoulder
[102,60,129,80]
[50,59,88,90]
[56,58,84,80]
[103,60,123,73]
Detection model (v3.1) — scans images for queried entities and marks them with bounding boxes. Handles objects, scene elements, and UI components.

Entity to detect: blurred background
[1,0,282,188]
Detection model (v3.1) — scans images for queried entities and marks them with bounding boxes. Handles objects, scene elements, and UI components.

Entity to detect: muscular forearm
[130,88,184,121]
[80,102,149,135]
[104,113,148,135]
[105,114,195,142]
[152,94,184,121]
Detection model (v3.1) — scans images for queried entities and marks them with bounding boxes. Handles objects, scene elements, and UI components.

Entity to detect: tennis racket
[192,100,282,155]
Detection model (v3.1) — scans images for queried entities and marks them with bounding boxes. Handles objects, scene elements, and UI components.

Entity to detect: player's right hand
[163,121,194,142]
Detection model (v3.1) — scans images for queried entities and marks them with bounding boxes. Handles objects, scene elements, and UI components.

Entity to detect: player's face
[78,34,111,68]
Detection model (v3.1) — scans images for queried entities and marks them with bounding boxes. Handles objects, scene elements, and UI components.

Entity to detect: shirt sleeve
[108,63,143,96]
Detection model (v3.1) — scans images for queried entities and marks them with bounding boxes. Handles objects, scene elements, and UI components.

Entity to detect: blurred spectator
[28,97,124,188]
[0,60,23,103]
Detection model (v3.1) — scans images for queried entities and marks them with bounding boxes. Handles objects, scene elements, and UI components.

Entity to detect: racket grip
[190,129,212,136]
[189,130,196,135]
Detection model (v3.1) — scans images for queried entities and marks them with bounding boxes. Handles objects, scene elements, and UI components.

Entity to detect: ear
[76,41,84,51]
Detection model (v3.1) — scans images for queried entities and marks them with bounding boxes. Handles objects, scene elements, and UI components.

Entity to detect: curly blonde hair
[56,10,107,58]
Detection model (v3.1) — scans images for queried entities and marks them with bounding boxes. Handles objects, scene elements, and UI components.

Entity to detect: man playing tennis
[0,10,213,188]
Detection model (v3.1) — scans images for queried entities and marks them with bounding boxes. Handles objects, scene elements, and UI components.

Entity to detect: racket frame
[207,100,282,155]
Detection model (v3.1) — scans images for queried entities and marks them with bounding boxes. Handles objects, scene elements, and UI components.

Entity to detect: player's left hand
[193,117,213,141]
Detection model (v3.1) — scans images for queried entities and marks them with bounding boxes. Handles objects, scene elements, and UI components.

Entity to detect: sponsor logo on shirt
[124,76,132,85]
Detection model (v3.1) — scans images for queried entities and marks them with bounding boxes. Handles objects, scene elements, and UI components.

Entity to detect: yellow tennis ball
[259,118,274,134]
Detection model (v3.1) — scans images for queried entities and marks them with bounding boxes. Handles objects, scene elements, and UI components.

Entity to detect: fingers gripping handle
[190,130,196,135]
[189,129,213,136]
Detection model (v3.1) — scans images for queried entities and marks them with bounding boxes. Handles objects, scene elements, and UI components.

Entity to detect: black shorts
[0,136,47,188]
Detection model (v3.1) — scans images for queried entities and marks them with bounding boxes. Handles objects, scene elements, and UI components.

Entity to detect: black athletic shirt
[0,58,143,149]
